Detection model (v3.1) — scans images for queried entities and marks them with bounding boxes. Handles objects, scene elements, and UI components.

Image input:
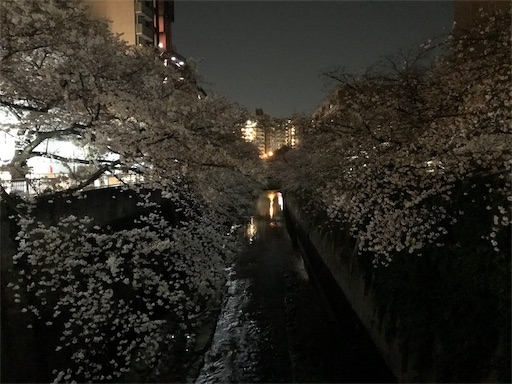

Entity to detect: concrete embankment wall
[285,192,510,383]
[0,188,167,383]
[284,195,429,382]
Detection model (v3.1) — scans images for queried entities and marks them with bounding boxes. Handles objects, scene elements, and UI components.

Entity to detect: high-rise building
[284,120,299,149]
[84,0,174,51]
[84,0,205,98]
[241,112,300,158]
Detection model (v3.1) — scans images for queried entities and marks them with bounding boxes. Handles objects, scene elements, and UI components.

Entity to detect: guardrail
[0,174,144,196]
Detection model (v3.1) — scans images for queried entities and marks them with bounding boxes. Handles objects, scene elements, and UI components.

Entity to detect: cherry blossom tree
[0,0,261,194]
[269,10,510,379]
[1,1,263,382]
[1,0,133,180]
[273,8,511,266]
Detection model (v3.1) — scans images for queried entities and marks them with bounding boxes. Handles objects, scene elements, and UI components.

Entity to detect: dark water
[195,191,396,383]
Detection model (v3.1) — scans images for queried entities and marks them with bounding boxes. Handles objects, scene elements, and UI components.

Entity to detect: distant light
[179,61,185,66]
[267,151,274,157]
[171,56,176,61]
[158,42,164,49]
[163,59,168,66]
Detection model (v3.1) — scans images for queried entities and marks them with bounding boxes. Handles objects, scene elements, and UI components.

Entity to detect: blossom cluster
[10,196,240,383]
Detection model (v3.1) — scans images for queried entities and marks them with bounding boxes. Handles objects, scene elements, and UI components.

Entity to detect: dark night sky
[173,1,454,118]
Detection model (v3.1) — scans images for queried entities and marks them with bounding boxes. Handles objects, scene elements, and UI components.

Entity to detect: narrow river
[195,191,396,383]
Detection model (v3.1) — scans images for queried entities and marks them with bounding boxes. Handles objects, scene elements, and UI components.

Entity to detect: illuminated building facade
[284,120,299,148]
[84,0,174,51]
[84,0,205,97]
[241,119,266,155]
[242,114,300,158]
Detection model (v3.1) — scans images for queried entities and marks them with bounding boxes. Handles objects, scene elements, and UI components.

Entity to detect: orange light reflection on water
[267,192,275,219]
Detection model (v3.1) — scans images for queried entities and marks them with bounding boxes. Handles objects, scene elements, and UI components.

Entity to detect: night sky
[173,1,454,118]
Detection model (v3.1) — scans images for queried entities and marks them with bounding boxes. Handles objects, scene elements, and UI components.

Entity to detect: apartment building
[84,0,174,51]
[242,113,300,158]
[84,0,205,98]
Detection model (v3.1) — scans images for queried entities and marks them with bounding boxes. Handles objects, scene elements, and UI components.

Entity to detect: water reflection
[246,217,257,244]
[245,191,284,243]
[268,192,275,219]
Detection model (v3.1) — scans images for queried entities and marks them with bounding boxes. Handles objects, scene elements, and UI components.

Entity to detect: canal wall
[283,195,409,381]
[284,193,510,383]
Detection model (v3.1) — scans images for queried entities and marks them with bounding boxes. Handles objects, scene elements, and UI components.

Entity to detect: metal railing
[135,0,153,21]
[0,174,144,197]
[135,22,153,42]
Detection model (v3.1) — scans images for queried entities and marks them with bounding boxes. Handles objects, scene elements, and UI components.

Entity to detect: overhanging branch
[67,160,122,193]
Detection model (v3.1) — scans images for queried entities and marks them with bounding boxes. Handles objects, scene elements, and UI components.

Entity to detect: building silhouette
[313,0,510,121]
[454,0,509,33]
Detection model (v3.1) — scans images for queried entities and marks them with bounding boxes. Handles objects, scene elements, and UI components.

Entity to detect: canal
[195,191,396,383]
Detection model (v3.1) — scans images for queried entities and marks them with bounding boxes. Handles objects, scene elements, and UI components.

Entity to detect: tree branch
[67,160,122,193]
[30,151,119,166]
[0,98,51,114]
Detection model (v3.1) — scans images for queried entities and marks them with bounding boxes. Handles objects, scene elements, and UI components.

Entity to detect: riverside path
[194,191,396,383]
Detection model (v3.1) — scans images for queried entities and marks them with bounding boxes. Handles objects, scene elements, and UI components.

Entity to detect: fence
[0,173,144,196]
